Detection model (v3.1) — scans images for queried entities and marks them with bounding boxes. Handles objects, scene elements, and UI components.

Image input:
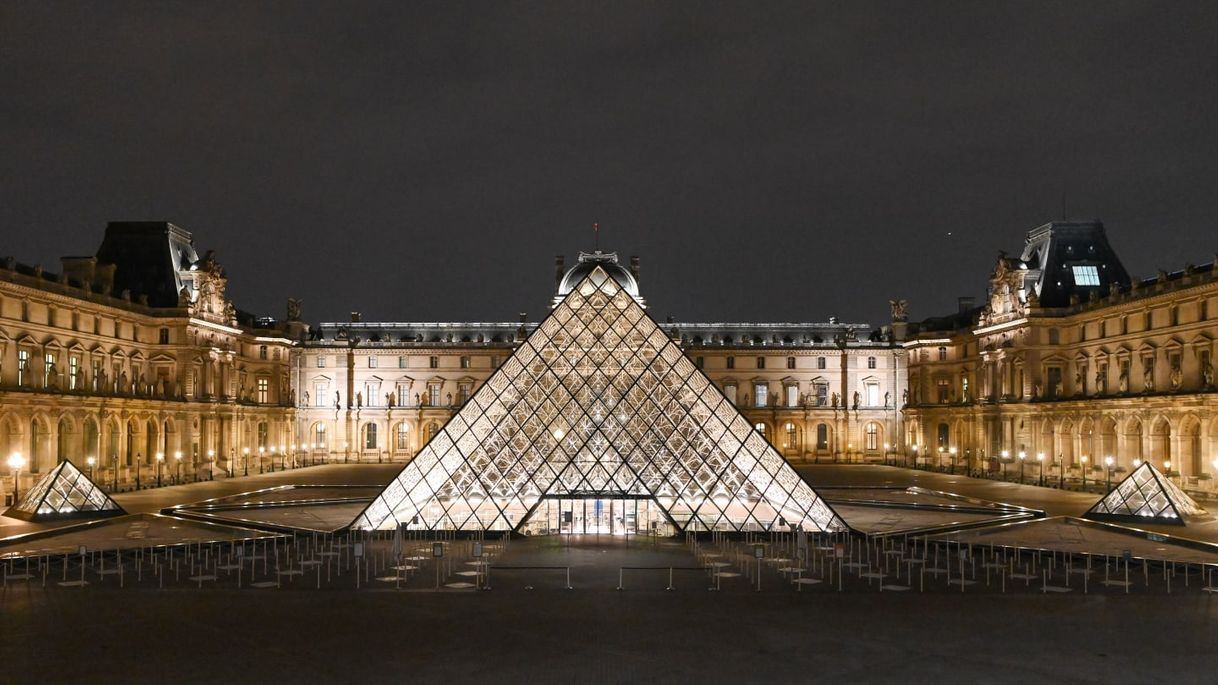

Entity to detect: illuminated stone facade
[294,252,907,466]
[0,222,296,499]
[903,221,1218,488]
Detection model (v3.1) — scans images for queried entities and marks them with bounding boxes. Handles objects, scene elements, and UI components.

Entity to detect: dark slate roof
[95,221,199,308]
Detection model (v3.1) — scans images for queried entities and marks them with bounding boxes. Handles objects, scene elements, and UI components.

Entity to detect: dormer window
[1072,265,1100,286]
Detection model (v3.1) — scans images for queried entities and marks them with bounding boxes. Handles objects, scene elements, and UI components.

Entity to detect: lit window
[69,356,79,390]
[865,423,879,451]
[753,422,767,437]
[395,423,410,450]
[44,352,55,387]
[314,382,329,407]
[1072,265,1100,286]
[364,423,378,450]
[460,356,471,369]
[938,347,947,361]
[754,383,768,407]
[257,377,269,403]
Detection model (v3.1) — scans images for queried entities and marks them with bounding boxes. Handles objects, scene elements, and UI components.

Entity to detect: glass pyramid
[1084,462,1206,525]
[353,266,846,534]
[4,459,125,522]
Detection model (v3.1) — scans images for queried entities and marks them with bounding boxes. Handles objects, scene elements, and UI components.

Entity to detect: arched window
[816,424,829,450]
[313,423,326,448]
[937,423,949,449]
[257,422,269,449]
[865,423,879,451]
[753,422,767,438]
[364,423,378,450]
[395,423,410,451]
[785,422,797,449]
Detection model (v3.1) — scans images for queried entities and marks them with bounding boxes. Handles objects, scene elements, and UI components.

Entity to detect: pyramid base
[1082,512,1189,527]
[3,506,128,523]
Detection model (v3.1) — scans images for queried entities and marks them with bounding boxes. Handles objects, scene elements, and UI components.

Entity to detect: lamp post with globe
[1037,453,1045,486]
[1104,455,1115,493]
[7,452,25,504]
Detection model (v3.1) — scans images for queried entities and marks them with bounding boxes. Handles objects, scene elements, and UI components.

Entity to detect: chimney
[555,255,565,288]
[958,297,975,313]
[629,256,640,282]
[350,311,361,323]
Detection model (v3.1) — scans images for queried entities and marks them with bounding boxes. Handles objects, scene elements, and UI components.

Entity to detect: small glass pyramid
[353,265,846,534]
[1084,461,1206,525]
[4,459,125,522]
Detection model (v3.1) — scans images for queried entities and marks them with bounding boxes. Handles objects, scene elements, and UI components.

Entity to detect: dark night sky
[2,2,1217,327]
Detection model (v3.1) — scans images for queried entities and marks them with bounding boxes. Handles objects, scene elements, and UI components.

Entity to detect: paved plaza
[5,462,1218,683]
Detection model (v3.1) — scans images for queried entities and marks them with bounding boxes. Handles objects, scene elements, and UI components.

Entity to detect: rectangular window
[368,356,378,369]
[937,347,947,361]
[365,383,378,406]
[786,356,795,369]
[753,383,768,407]
[723,384,737,405]
[457,384,471,404]
[159,328,169,344]
[257,377,269,403]
[44,352,55,387]
[92,360,102,392]
[259,345,268,360]
[866,383,880,407]
[429,356,439,369]
[785,385,799,407]
[398,356,407,368]
[1072,265,1101,286]
[397,384,409,406]
[69,356,79,390]
[316,355,326,368]
[815,383,828,406]
[756,357,765,369]
[429,384,441,406]
[1200,299,1209,321]
[314,382,329,407]
[726,356,735,369]
[867,356,877,369]
[695,356,704,369]
[460,356,471,369]
[816,357,826,370]
[936,379,950,404]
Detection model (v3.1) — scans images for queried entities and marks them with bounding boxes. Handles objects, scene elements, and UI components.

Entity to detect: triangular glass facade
[5,459,124,521]
[354,266,846,534]
[1085,462,1206,524]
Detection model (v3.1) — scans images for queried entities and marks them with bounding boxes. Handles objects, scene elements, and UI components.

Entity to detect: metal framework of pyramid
[4,459,125,522]
[353,266,846,534]
[1084,462,1206,525]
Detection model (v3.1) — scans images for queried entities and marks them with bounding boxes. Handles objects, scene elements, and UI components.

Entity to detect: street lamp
[174,451,182,484]
[938,446,945,471]
[911,444,919,468]
[86,455,96,482]
[135,452,142,489]
[155,452,164,488]
[1080,455,1089,490]
[1036,453,1045,486]
[1164,459,1174,483]
[208,449,217,479]
[1001,450,1010,481]
[1018,451,1026,484]
[279,444,286,471]
[289,443,296,469]
[259,446,265,473]
[949,446,958,474]
[243,447,250,476]
[1104,455,1114,493]
[7,452,25,503]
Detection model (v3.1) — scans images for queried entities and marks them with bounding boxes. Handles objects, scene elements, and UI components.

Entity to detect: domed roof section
[554,251,644,306]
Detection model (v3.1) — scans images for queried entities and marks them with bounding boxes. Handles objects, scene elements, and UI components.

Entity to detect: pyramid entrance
[353,261,845,535]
